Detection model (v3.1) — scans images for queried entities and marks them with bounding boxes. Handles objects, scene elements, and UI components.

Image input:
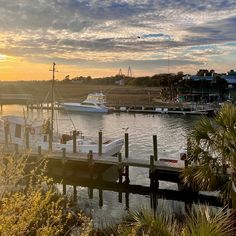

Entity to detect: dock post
[63,184,66,195]
[88,150,94,179]
[118,153,123,202]
[38,146,42,156]
[125,133,129,158]
[73,185,77,202]
[99,189,103,207]
[124,133,129,183]
[26,127,30,149]
[149,155,158,189]
[125,192,129,209]
[118,153,123,184]
[98,131,102,156]
[153,135,158,161]
[73,130,77,153]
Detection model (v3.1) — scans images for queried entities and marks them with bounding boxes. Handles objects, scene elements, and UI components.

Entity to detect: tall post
[125,133,129,158]
[73,130,77,153]
[124,133,129,183]
[99,189,103,207]
[73,186,77,202]
[153,135,158,161]
[49,62,56,151]
[98,131,102,156]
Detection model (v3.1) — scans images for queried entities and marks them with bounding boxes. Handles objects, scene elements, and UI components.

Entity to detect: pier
[20,103,215,115]
[1,129,223,209]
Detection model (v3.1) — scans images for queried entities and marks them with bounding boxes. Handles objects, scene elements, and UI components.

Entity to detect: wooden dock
[23,103,214,116]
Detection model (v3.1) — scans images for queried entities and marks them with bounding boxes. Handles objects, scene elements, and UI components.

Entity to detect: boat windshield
[81,102,96,106]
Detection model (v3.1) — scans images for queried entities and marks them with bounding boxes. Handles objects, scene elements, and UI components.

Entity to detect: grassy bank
[0,81,162,105]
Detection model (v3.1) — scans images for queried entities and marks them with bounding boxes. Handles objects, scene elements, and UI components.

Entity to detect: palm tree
[182,104,236,206]
[116,207,235,236]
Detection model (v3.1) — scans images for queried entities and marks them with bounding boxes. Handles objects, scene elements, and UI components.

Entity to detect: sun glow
[0,54,7,61]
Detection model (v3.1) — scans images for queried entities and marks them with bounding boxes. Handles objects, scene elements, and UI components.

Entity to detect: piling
[88,150,94,179]
[149,155,158,188]
[99,189,103,207]
[125,133,129,158]
[63,184,66,195]
[125,192,129,209]
[98,131,102,156]
[153,135,158,161]
[73,130,77,153]
[124,133,129,183]
[73,185,77,202]
[118,153,123,184]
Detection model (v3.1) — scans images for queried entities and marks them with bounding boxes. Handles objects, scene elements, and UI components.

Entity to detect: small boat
[62,92,109,113]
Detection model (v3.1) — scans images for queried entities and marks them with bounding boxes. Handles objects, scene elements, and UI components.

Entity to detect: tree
[0,154,92,236]
[182,104,236,206]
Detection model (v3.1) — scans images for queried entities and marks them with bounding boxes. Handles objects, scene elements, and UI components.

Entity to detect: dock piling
[99,189,103,207]
[153,135,158,161]
[63,184,66,195]
[73,130,77,153]
[88,150,94,179]
[125,133,129,158]
[118,153,123,184]
[73,185,77,202]
[98,131,102,156]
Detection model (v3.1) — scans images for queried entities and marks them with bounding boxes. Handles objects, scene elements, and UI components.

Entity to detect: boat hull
[62,103,108,113]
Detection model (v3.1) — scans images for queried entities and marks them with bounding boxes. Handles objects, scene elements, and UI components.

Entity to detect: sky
[1,0,236,80]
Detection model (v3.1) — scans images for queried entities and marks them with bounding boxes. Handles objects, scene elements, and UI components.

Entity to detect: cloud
[0,0,236,74]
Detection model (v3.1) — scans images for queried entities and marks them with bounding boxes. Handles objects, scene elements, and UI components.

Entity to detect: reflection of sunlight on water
[2,105,200,225]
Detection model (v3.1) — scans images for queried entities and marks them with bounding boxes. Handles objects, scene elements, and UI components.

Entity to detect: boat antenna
[49,62,57,151]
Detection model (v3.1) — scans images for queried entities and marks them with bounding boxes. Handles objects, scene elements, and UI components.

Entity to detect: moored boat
[62,92,109,113]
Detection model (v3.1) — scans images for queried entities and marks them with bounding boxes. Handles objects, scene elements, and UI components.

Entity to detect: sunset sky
[1,0,236,80]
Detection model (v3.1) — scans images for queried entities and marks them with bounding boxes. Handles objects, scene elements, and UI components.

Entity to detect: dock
[22,103,215,115]
[1,130,222,209]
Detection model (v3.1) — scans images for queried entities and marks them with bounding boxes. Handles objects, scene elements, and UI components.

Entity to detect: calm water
[2,105,200,226]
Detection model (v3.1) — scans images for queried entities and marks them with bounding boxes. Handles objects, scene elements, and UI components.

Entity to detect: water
[1,105,200,225]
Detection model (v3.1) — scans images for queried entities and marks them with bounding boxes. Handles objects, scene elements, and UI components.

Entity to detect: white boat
[0,115,123,156]
[62,92,109,113]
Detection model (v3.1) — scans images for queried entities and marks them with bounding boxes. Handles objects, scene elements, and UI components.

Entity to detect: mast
[49,62,56,151]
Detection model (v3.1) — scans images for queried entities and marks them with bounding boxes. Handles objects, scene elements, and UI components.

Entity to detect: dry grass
[0,82,163,105]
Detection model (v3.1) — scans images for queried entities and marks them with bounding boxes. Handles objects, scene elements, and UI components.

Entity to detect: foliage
[182,104,236,206]
[0,154,93,236]
[108,207,235,236]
